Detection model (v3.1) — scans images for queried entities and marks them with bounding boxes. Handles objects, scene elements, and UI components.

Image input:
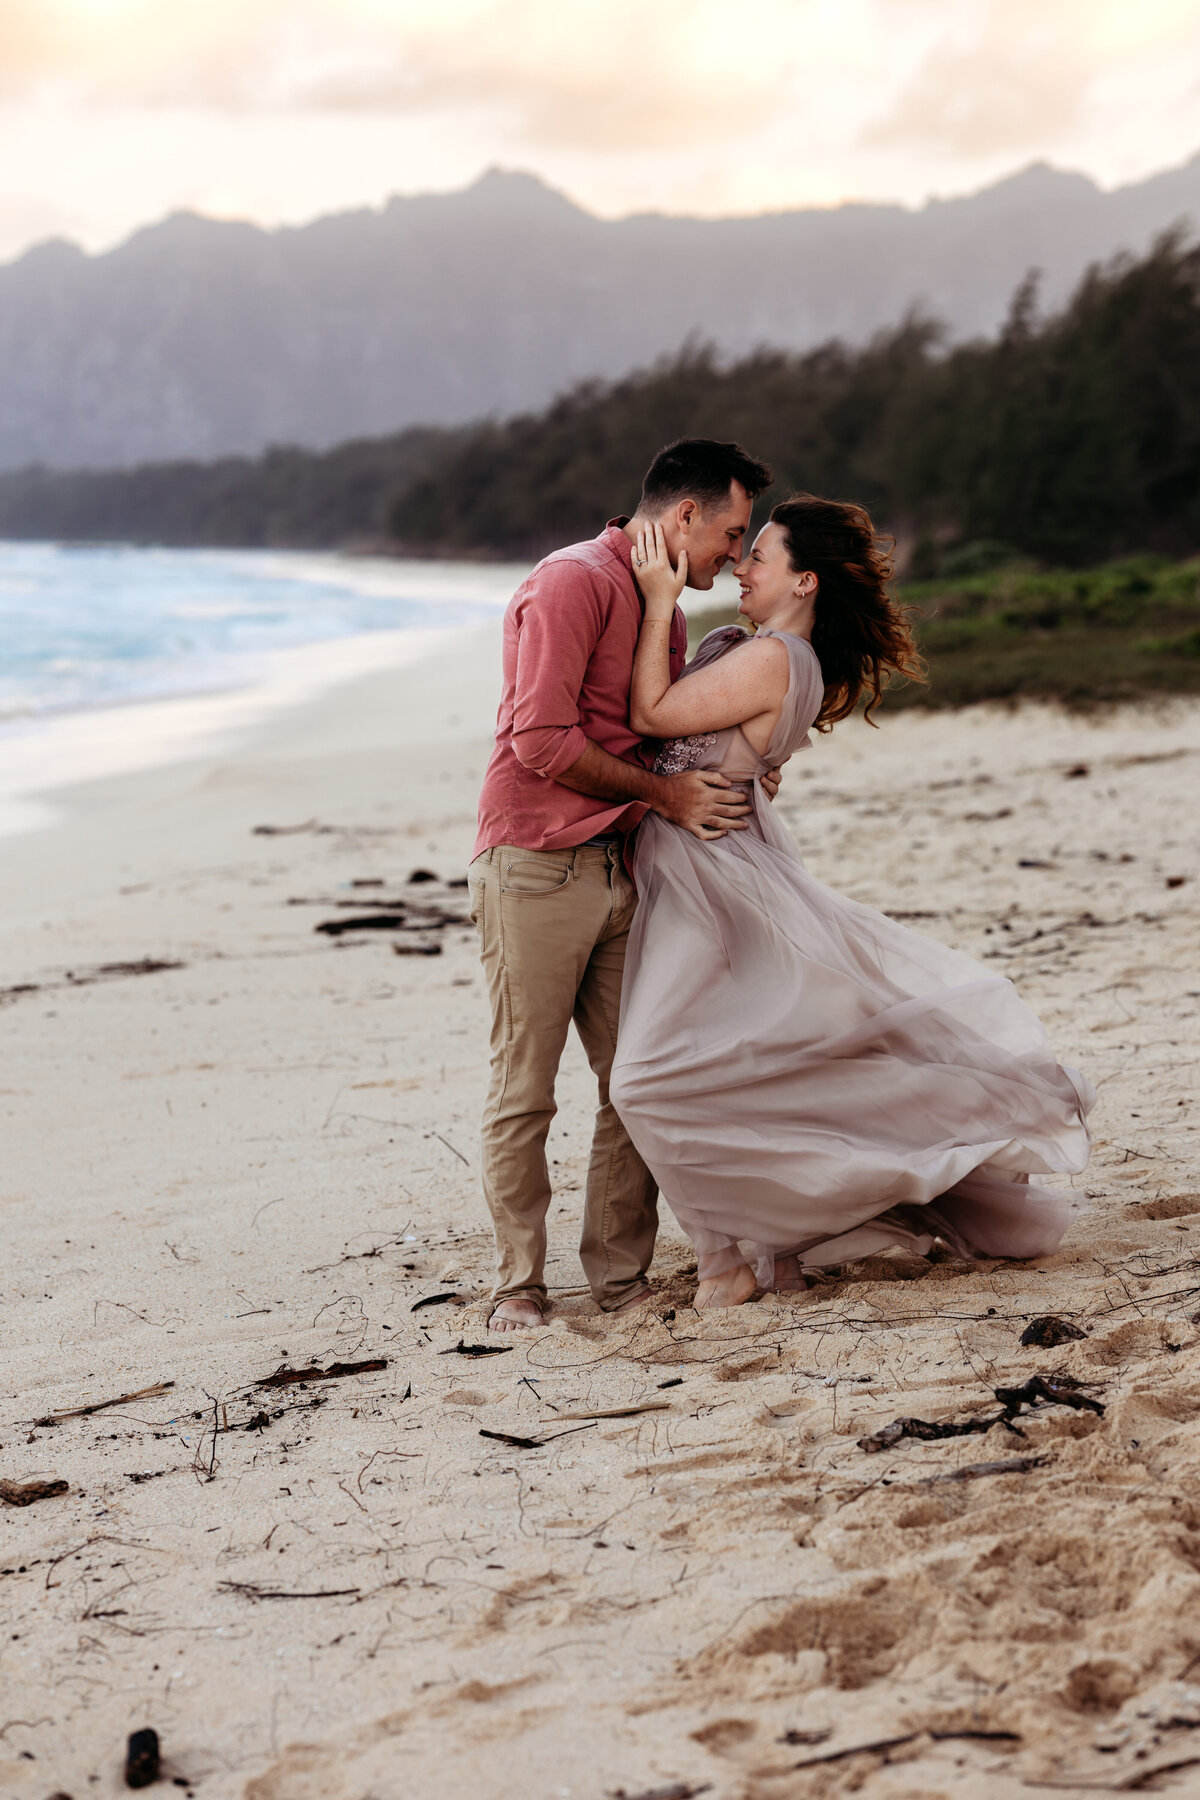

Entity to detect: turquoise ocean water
[0,541,525,726]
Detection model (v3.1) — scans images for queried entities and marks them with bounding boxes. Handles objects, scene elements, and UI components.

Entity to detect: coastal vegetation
[691,555,1200,709]
[0,427,448,550]
[894,558,1200,708]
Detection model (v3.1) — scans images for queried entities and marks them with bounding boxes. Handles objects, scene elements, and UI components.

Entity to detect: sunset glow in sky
[1,0,1198,260]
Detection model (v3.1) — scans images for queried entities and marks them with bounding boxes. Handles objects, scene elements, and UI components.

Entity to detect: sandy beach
[3,625,1200,1800]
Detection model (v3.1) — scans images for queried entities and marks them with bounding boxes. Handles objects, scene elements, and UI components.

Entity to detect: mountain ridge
[2,154,1198,472]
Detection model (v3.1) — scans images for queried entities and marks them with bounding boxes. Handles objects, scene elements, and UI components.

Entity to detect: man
[469,438,776,1331]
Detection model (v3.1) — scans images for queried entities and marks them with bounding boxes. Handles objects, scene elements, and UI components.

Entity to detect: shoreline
[0,537,536,839]
[0,619,500,839]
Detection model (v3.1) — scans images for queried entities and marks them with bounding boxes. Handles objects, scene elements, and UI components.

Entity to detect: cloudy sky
[1,0,1198,260]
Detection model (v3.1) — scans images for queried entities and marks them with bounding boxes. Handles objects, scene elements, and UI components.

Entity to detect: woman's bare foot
[694,1262,758,1310]
[773,1254,810,1291]
[488,1296,547,1333]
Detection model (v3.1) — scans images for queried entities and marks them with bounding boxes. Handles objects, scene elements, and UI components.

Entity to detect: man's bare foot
[694,1263,757,1310]
[773,1254,810,1291]
[488,1296,546,1333]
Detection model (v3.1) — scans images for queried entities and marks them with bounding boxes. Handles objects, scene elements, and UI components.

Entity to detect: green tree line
[1,232,1198,571]
[387,232,1200,567]
[0,428,449,549]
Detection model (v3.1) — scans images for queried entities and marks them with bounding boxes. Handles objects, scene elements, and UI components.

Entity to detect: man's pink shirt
[473,519,688,858]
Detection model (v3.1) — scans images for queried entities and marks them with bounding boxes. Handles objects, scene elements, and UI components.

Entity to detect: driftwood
[789,1732,919,1768]
[919,1455,1046,1484]
[316,907,467,938]
[3,960,185,1009]
[994,1375,1103,1415]
[860,1374,1103,1452]
[255,1358,387,1389]
[610,1786,712,1800]
[1024,1751,1200,1790]
[67,958,184,985]
[859,1415,998,1453]
[788,1727,1020,1771]
[0,1477,68,1507]
[932,1730,1022,1742]
[553,1402,673,1421]
[315,912,408,936]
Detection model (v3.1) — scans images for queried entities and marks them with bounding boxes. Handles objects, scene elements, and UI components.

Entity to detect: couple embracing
[468,439,1093,1332]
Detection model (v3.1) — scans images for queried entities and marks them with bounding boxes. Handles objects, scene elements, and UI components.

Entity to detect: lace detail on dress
[654,733,717,776]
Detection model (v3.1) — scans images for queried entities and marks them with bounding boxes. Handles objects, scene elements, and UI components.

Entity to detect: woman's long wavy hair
[769,493,926,728]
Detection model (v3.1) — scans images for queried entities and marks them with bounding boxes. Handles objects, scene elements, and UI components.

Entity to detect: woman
[610,494,1093,1310]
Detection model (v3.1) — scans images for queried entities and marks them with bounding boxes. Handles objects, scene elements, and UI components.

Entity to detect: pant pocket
[500,854,573,897]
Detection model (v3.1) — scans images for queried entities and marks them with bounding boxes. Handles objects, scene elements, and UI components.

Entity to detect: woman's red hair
[770,493,926,727]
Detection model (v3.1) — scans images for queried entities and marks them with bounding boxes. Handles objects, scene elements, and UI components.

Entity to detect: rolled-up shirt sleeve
[510,559,602,779]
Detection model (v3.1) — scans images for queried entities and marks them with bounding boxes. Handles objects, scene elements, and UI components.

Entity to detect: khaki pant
[468,842,657,1310]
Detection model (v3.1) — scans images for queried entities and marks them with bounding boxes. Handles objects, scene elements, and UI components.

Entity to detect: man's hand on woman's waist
[655,770,751,840]
[554,740,752,841]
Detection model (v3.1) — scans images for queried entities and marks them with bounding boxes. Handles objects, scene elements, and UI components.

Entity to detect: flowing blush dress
[610,627,1095,1287]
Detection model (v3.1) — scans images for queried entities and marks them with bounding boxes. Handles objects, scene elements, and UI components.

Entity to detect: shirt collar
[603,516,637,576]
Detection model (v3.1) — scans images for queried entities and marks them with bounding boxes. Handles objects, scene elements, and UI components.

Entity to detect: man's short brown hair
[640,438,774,515]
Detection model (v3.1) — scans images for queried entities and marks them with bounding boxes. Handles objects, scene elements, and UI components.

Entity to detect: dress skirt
[610,781,1094,1286]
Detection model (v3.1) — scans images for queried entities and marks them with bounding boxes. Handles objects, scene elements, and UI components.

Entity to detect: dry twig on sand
[479,1423,599,1451]
[218,1581,361,1602]
[32,1380,175,1427]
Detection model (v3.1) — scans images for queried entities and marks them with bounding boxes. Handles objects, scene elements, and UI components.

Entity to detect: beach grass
[688,553,1200,709]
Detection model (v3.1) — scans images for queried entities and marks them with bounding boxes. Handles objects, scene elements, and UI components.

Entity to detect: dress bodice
[653,626,824,780]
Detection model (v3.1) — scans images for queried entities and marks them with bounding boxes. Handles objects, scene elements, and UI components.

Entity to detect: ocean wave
[0,542,523,724]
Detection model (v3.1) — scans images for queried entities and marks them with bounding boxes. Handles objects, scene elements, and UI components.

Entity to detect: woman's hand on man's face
[635,521,688,617]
